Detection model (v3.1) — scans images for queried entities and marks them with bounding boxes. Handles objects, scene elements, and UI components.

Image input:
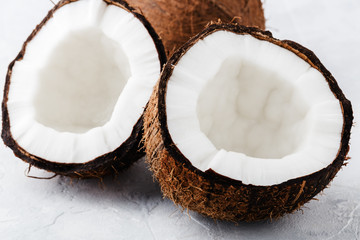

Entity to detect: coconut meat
[166,31,343,185]
[7,0,160,163]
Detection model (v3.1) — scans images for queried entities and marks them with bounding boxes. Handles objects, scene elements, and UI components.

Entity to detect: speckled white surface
[0,0,359,239]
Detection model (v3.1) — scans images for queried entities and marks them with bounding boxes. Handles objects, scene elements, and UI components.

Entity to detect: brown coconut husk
[127,0,265,56]
[143,23,353,222]
[1,0,166,178]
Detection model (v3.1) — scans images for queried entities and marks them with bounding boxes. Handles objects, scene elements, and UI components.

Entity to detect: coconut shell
[1,0,167,178]
[127,0,265,56]
[143,24,353,222]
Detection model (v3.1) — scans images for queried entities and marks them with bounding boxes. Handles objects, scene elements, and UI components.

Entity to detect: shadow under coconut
[181,209,308,239]
[49,158,163,206]
[181,185,360,240]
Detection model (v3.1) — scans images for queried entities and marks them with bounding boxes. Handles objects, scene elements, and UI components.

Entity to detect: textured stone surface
[0,0,359,239]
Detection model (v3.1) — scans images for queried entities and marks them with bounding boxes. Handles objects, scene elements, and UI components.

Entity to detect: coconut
[2,0,166,177]
[127,0,265,55]
[143,23,353,221]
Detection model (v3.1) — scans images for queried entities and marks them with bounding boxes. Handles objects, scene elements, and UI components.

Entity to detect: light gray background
[0,0,359,239]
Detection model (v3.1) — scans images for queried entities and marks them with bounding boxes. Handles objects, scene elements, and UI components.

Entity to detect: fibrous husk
[143,23,353,222]
[1,0,167,178]
[127,0,265,55]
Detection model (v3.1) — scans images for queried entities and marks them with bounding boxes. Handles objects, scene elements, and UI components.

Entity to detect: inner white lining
[34,28,131,133]
[166,31,343,185]
[7,0,161,163]
[197,57,309,159]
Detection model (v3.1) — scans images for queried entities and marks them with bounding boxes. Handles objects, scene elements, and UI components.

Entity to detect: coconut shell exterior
[1,0,166,178]
[143,24,353,222]
[127,0,265,56]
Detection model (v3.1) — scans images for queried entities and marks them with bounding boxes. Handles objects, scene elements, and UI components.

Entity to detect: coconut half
[143,24,353,221]
[2,0,166,177]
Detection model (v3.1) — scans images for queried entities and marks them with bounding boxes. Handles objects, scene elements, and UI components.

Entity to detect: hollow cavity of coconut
[2,0,166,177]
[143,24,353,222]
[127,0,265,56]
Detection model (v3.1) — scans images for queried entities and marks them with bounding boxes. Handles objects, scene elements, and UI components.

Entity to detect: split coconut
[2,0,166,177]
[143,24,353,221]
[127,0,265,55]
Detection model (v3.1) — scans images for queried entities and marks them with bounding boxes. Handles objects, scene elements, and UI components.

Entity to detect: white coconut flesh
[7,0,160,163]
[166,31,344,186]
